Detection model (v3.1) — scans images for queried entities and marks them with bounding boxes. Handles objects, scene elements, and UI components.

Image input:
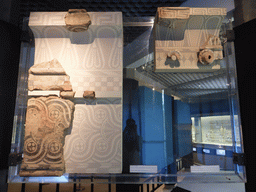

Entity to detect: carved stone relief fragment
[65,9,91,32]
[19,96,74,176]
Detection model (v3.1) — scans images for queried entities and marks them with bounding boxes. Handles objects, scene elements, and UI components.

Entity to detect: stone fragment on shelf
[83,91,95,99]
[60,91,75,99]
[65,9,91,32]
[28,59,73,91]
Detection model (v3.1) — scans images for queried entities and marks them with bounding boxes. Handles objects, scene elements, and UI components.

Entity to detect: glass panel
[8,10,246,184]
[223,16,246,180]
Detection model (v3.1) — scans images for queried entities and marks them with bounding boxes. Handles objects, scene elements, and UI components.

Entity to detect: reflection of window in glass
[191,115,240,145]
[191,118,195,142]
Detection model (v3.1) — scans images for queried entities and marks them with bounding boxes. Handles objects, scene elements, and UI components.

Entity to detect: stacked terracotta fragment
[19,59,75,176]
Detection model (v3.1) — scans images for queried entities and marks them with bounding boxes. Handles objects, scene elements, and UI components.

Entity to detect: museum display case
[8,7,246,184]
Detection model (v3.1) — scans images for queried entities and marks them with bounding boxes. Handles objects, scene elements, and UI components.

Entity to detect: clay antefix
[65,9,91,32]
[154,7,227,72]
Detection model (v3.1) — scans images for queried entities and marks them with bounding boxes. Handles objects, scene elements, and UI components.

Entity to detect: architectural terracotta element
[28,59,72,91]
[19,96,74,176]
[198,49,215,65]
[60,91,76,99]
[65,9,91,32]
[154,7,227,72]
[83,91,95,99]
[199,35,223,65]
[167,51,181,61]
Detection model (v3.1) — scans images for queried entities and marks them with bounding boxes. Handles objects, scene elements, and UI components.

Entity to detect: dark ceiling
[19,0,186,45]
[19,0,186,19]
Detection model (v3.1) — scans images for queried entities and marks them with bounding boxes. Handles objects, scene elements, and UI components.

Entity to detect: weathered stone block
[28,59,73,91]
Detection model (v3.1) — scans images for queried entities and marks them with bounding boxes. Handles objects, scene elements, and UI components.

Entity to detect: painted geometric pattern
[191,8,226,15]
[29,12,123,98]
[155,16,224,48]
[71,73,122,98]
[29,12,122,26]
[64,99,122,173]
[158,8,226,19]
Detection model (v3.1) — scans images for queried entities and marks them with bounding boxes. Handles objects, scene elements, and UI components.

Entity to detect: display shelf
[8,172,245,184]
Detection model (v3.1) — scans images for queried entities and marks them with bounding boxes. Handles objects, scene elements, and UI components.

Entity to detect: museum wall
[173,100,193,158]
[122,79,141,173]
[123,83,176,173]
[190,99,230,116]
[139,86,174,172]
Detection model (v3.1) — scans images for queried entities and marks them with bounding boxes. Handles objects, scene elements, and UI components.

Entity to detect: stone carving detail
[65,9,91,32]
[28,59,72,91]
[19,96,74,176]
[154,7,227,72]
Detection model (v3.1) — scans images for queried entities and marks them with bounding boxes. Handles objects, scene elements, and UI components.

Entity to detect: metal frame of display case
[8,11,246,185]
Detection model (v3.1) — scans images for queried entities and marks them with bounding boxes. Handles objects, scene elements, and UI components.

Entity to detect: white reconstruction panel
[29,12,123,173]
